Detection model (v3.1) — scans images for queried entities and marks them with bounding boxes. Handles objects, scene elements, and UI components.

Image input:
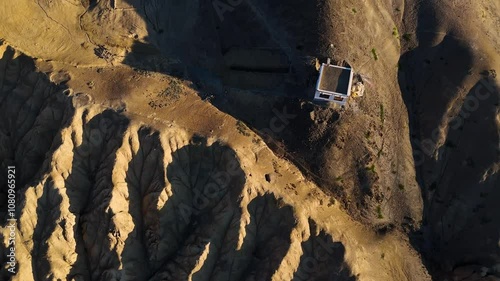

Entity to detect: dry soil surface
[0,0,499,280]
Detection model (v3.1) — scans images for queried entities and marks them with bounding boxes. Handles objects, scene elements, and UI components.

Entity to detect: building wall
[314,90,348,105]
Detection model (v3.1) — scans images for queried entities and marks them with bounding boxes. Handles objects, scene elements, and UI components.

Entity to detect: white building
[314,59,354,106]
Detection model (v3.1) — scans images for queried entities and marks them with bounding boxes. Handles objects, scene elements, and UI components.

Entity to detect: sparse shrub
[352,8,357,13]
[398,184,405,190]
[371,48,379,61]
[328,198,335,206]
[149,78,184,109]
[236,120,251,137]
[377,148,383,158]
[252,137,262,144]
[366,164,376,173]
[379,104,385,124]
[376,205,383,219]
[392,27,399,39]
[158,78,182,100]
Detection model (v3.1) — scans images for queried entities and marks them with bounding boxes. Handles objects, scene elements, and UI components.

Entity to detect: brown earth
[0,0,499,280]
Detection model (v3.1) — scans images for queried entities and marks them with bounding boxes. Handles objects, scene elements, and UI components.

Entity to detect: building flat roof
[318,65,352,95]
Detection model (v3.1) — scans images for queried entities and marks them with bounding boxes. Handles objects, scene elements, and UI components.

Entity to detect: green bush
[366,164,376,173]
[392,27,399,39]
[376,206,383,219]
[371,48,379,61]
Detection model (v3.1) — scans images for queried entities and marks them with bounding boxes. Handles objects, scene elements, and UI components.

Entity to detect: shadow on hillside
[66,109,130,280]
[142,137,293,280]
[124,127,166,277]
[0,46,72,218]
[0,47,82,279]
[239,194,296,280]
[293,219,356,281]
[118,0,323,120]
[117,134,354,280]
[397,2,500,275]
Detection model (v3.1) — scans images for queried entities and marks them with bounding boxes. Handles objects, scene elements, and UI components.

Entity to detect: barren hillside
[0,0,499,280]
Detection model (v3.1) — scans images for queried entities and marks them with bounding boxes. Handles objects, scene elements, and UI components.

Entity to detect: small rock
[309,110,316,121]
